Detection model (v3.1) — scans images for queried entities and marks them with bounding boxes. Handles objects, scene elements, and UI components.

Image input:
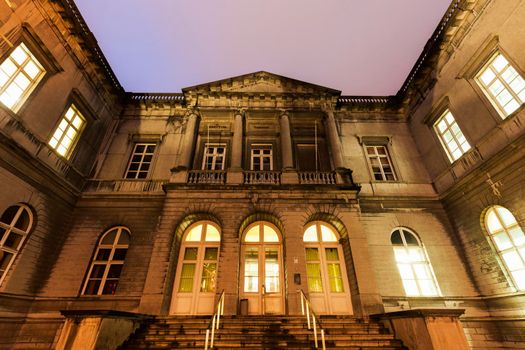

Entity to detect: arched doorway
[303,222,352,314]
[170,221,220,315]
[240,221,284,315]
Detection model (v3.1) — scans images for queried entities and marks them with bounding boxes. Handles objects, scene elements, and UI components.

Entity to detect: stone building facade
[0,0,524,348]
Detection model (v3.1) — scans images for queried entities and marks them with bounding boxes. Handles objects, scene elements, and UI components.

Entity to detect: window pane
[486,210,503,233]
[263,225,279,242]
[186,225,202,241]
[200,263,217,292]
[4,232,22,249]
[327,263,344,292]
[101,230,117,244]
[244,248,258,292]
[107,264,123,278]
[306,263,323,292]
[113,248,127,260]
[84,280,101,295]
[265,248,280,292]
[96,249,112,261]
[204,247,218,260]
[205,225,220,242]
[102,280,118,295]
[325,248,339,261]
[244,226,260,242]
[183,247,198,260]
[502,251,524,271]
[303,225,318,242]
[118,231,130,245]
[511,270,525,290]
[320,225,338,242]
[492,54,508,72]
[419,279,438,296]
[493,233,512,251]
[305,248,319,261]
[178,263,196,292]
[0,251,14,271]
[89,264,106,279]
[402,279,419,296]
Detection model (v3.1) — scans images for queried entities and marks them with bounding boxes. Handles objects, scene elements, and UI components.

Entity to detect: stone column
[324,109,345,169]
[230,111,243,170]
[227,110,244,184]
[280,112,294,170]
[171,110,199,183]
[178,111,199,169]
[280,111,299,184]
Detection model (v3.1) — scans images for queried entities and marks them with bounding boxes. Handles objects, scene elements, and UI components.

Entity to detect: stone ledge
[371,308,465,319]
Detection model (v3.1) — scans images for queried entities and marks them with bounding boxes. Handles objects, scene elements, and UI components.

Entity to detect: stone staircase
[119,315,408,350]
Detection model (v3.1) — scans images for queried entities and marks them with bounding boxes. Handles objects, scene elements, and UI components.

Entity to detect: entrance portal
[240,222,284,315]
[170,222,220,315]
[304,222,352,314]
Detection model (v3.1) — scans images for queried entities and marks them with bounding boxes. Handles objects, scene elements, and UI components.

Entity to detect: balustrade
[298,171,336,185]
[188,170,226,184]
[243,171,281,185]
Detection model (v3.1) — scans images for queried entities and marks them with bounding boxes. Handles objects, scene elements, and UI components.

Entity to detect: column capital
[279,109,290,118]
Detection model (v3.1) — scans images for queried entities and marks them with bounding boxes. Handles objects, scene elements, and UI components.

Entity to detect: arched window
[0,204,33,284]
[484,206,525,290]
[171,221,221,315]
[391,227,440,296]
[82,226,130,295]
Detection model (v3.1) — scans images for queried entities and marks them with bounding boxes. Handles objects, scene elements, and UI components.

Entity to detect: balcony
[83,179,167,193]
[172,169,353,186]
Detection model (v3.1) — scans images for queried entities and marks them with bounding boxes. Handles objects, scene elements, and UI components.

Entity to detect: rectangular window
[365,145,396,181]
[48,104,85,158]
[251,144,273,171]
[434,110,471,162]
[0,43,46,112]
[476,52,525,117]
[202,143,226,170]
[124,143,156,179]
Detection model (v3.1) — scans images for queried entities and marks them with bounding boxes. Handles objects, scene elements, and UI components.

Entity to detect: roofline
[181,71,342,95]
[59,0,124,93]
[396,0,462,98]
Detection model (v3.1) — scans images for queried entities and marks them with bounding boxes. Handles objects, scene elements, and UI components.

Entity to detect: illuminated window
[0,204,33,285]
[484,206,525,290]
[0,43,45,112]
[202,143,226,170]
[434,110,471,162]
[176,222,221,293]
[391,228,440,297]
[124,143,156,179]
[476,52,525,117]
[365,145,396,181]
[48,104,85,158]
[82,226,130,295]
[304,222,345,294]
[251,144,273,171]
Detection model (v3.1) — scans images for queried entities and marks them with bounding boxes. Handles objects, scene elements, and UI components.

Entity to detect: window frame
[364,144,397,181]
[201,143,227,171]
[0,24,62,115]
[0,204,34,286]
[48,103,86,159]
[483,205,525,291]
[124,142,157,179]
[433,109,471,163]
[81,226,130,296]
[250,144,273,171]
[0,42,46,112]
[475,51,525,119]
[390,227,441,297]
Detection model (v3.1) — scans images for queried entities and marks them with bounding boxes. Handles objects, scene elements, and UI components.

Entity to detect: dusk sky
[75,0,452,95]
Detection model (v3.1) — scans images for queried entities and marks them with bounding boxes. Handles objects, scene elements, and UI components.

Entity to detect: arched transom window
[391,227,440,297]
[0,204,33,284]
[82,226,130,295]
[484,206,525,290]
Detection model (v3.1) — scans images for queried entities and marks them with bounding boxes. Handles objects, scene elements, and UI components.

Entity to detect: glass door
[303,222,352,315]
[240,222,284,315]
[170,222,221,315]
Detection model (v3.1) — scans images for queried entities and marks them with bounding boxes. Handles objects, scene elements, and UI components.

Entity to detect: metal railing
[204,290,225,350]
[298,290,326,349]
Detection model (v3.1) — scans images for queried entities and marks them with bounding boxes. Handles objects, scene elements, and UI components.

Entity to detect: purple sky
[75,0,451,95]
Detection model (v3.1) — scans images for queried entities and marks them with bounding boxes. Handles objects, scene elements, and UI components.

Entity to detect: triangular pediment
[182,71,341,96]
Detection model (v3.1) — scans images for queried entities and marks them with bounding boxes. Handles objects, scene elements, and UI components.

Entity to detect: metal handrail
[298,289,326,349]
[204,290,225,349]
